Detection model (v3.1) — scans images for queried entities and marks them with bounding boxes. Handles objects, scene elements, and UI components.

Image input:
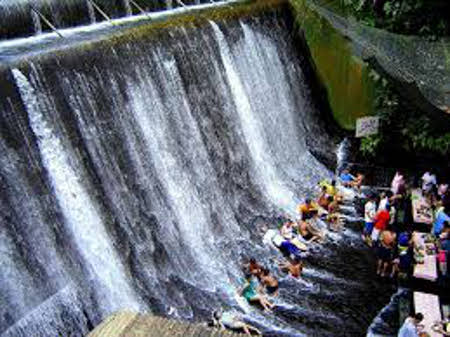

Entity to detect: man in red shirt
[371,204,391,242]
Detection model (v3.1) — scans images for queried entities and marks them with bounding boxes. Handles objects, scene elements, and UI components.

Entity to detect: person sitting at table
[398,313,424,337]
[422,170,437,201]
[438,182,449,198]
[432,205,450,237]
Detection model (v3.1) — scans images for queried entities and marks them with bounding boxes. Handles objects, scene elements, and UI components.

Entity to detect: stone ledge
[88,312,247,337]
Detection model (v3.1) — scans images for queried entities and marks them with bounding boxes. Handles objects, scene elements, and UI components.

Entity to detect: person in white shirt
[379,191,393,211]
[391,171,406,196]
[363,195,377,242]
[422,171,437,193]
[389,203,397,226]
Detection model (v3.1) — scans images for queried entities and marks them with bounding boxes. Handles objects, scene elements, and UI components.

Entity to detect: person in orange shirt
[298,198,318,220]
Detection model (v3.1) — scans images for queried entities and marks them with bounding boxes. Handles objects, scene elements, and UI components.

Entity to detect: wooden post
[86,0,114,25]
[29,6,64,38]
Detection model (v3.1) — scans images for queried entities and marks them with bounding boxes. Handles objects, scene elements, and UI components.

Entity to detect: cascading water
[0,5,394,337]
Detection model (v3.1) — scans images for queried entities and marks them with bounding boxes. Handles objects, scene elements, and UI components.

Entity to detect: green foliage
[360,69,450,158]
[341,0,450,37]
[360,135,381,158]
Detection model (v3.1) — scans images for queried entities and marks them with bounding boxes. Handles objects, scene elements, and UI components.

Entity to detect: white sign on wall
[355,116,379,138]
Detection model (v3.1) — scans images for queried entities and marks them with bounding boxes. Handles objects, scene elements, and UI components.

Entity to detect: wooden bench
[414,292,442,337]
[413,232,438,282]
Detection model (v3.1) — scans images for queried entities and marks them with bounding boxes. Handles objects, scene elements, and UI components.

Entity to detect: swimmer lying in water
[212,310,262,336]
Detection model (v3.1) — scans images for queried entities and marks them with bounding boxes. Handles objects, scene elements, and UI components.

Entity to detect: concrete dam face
[0,3,393,337]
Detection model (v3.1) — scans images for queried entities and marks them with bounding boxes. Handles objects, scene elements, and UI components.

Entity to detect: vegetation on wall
[290,0,376,130]
[340,0,450,38]
[359,70,450,160]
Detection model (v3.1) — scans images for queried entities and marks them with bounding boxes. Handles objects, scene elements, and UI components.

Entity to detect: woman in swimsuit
[239,273,274,312]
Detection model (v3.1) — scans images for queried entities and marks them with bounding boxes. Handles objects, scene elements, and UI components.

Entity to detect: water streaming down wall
[0,0,220,40]
[0,8,394,337]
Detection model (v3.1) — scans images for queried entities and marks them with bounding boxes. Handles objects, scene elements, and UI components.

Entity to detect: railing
[1,0,224,41]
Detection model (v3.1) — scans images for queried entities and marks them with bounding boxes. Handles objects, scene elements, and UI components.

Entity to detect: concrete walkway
[89,312,247,337]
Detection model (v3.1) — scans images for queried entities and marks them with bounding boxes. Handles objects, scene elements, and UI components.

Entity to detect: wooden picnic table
[414,291,442,337]
[413,232,438,282]
[411,189,433,225]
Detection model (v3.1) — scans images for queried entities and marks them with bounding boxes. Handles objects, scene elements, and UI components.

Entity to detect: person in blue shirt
[433,206,450,236]
[340,169,356,187]
[398,313,424,337]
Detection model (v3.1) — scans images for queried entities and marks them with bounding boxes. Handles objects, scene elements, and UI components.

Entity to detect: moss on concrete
[116,0,284,38]
[289,0,376,130]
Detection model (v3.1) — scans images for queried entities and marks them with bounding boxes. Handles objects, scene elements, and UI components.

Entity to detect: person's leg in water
[259,295,274,311]
[251,295,274,312]
[249,325,262,335]
[242,325,251,336]
[377,259,383,275]
[244,324,262,336]
[391,259,399,278]
[382,261,390,277]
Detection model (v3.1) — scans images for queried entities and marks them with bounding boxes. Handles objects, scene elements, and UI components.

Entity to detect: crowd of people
[211,166,450,336]
[361,169,450,280]
[398,312,450,337]
[211,171,356,335]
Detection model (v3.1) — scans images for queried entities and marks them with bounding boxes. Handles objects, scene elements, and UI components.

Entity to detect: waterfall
[211,21,299,215]
[31,10,43,35]
[12,68,143,315]
[86,0,96,23]
[0,8,394,337]
[123,0,133,16]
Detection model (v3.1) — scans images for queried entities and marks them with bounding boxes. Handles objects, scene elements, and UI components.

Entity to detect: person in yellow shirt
[319,179,336,196]
[319,179,344,203]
